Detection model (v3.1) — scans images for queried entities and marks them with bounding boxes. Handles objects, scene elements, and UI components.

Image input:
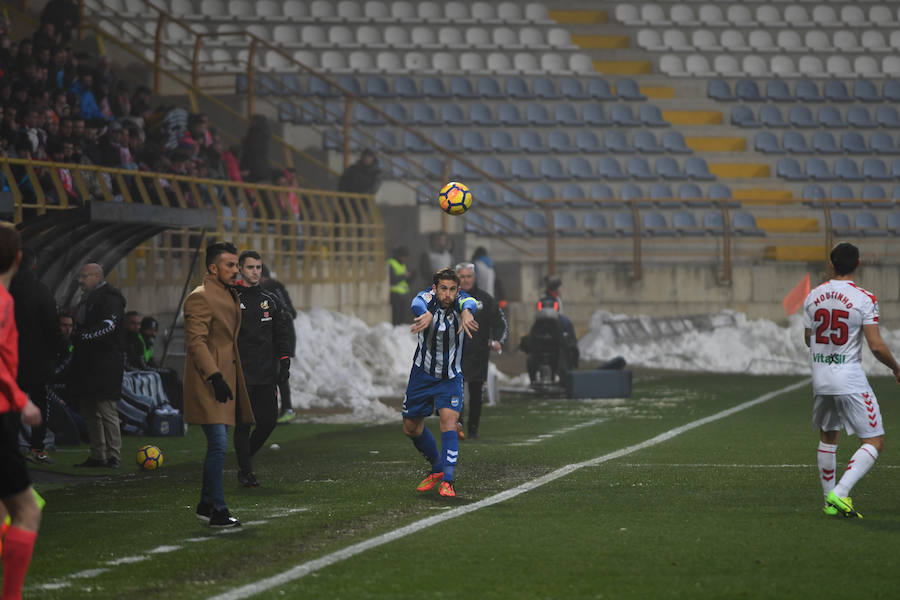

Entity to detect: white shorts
[812,390,885,438]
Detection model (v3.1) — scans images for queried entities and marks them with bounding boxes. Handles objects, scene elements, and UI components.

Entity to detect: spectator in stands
[240,114,271,183]
[233,250,292,486]
[109,80,130,119]
[40,0,79,44]
[183,241,250,528]
[9,249,60,464]
[337,148,381,195]
[388,246,414,326]
[70,68,105,121]
[419,232,454,289]
[260,265,297,422]
[221,144,243,182]
[70,263,126,468]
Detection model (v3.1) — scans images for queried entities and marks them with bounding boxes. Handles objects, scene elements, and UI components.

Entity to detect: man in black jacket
[455,262,508,440]
[70,263,126,468]
[234,251,292,486]
[9,250,60,464]
[260,264,297,421]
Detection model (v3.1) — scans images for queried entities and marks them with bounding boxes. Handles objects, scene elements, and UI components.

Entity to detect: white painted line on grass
[509,417,606,446]
[104,556,148,566]
[210,378,811,600]
[617,463,900,469]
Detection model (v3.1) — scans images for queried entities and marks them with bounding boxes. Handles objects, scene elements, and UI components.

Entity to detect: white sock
[834,444,879,498]
[817,442,837,500]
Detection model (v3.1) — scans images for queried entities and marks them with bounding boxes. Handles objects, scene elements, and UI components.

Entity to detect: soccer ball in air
[439,182,472,216]
[136,445,164,470]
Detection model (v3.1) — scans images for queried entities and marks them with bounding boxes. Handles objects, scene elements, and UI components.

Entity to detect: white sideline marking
[147,545,182,554]
[617,463,900,469]
[509,418,606,446]
[105,556,148,566]
[210,378,811,600]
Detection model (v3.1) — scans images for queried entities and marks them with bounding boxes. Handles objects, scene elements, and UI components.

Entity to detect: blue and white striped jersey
[410,288,478,380]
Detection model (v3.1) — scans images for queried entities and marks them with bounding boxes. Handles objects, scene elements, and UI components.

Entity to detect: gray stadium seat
[854,80,880,103]
[811,132,838,154]
[523,212,549,235]
[642,211,677,236]
[830,212,852,236]
[471,103,497,125]
[635,131,663,154]
[883,80,900,102]
[678,183,703,201]
[518,130,544,153]
[756,131,781,154]
[760,105,787,128]
[589,183,615,201]
[383,103,408,123]
[673,211,704,236]
[583,103,611,126]
[588,78,615,100]
[548,131,575,153]
[394,76,420,98]
[656,156,685,180]
[476,76,503,99]
[626,157,654,180]
[441,103,468,125]
[888,212,900,234]
[835,158,863,181]
[505,76,532,99]
[848,106,876,129]
[708,79,735,101]
[422,77,448,98]
[777,158,804,180]
[856,212,888,237]
[412,103,440,125]
[686,157,715,180]
[662,131,692,154]
[795,80,824,102]
[365,75,392,98]
[802,184,826,202]
[703,211,724,234]
[490,130,516,153]
[616,77,646,101]
[498,104,526,126]
[818,106,846,128]
[871,132,897,154]
[575,131,602,153]
[555,103,583,126]
[553,211,584,237]
[560,78,589,100]
[825,80,852,103]
[597,157,626,180]
[840,132,868,155]
[766,80,792,103]
[604,131,632,154]
[806,158,833,181]
[876,106,900,128]
[510,157,540,180]
[450,77,476,99]
[540,157,567,180]
[584,212,613,236]
[639,104,668,127]
[533,77,560,99]
[731,211,764,237]
[526,104,554,126]
[731,105,759,128]
[862,184,887,203]
[611,104,640,127]
[789,106,816,128]
[461,131,488,153]
[863,158,891,181]
[613,211,635,235]
[736,79,763,102]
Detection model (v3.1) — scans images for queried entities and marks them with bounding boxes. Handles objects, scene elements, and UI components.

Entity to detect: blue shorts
[402,366,464,418]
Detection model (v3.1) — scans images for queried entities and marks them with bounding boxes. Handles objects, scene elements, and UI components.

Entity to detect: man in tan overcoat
[184,241,253,528]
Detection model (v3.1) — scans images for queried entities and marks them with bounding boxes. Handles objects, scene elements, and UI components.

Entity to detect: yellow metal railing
[1,157,383,286]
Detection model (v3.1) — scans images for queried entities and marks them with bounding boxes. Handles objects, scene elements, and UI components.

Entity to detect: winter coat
[337,158,381,194]
[70,281,127,399]
[461,285,508,382]
[9,268,60,387]
[261,278,297,356]
[182,274,252,426]
[235,282,292,386]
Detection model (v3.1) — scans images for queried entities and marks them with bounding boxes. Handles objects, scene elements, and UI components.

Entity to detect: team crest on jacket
[260,300,269,310]
[422,292,433,302]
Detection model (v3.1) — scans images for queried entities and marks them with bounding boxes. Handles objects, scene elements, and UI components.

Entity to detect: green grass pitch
[21,373,900,598]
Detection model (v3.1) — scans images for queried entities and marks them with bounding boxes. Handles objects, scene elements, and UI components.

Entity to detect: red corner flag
[782,273,810,316]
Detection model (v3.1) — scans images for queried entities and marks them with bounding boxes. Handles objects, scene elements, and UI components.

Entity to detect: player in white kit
[803,242,900,518]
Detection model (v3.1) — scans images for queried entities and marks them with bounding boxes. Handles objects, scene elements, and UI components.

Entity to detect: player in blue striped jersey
[403,268,479,498]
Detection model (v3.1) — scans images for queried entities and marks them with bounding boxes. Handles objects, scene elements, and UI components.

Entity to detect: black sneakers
[195,501,213,522]
[106,457,121,469]
[209,508,241,528]
[237,469,260,487]
[74,457,107,468]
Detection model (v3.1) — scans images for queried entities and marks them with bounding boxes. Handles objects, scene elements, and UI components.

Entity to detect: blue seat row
[777,157,900,181]
[830,212,900,237]
[802,184,899,206]
[755,131,900,155]
[732,104,900,128]
[709,78,900,104]
[242,73,650,101]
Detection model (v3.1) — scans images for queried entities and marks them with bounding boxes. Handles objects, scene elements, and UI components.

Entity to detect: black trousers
[25,384,49,452]
[234,384,278,473]
[463,379,484,436]
[278,378,291,414]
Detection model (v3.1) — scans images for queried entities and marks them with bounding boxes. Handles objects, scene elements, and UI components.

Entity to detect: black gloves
[278,358,291,383]
[209,373,233,403]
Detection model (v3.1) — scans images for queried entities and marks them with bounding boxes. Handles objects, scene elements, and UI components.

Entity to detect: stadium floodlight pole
[161,228,206,366]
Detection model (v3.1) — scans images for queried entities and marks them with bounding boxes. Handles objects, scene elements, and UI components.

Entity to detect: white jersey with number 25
[803,279,879,395]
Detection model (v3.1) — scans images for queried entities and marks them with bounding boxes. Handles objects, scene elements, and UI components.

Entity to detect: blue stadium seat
[598,157,626,180]
[818,106,846,128]
[649,183,673,199]
[802,184,826,202]
[281,74,303,95]
[422,77,448,98]
[732,211,764,236]
[888,211,900,234]
[518,130,545,153]
[673,211,704,236]
[530,184,554,202]
[662,131,692,154]
[756,131,782,154]
[863,158,892,181]
[554,211,584,236]
[604,130,632,154]
[789,105,816,128]
[568,157,594,179]
[870,132,897,154]
[884,80,900,102]
[848,106,876,129]
[854,80,880,103]
[505,76,533,99]
[404,131,431,153]
[540,157,567,180]
[523,212,549,236]
[498,103,526,125]
[703,211,724,234]
[476,76,503,99]
[777,158,805,180]
[502,185,534,207]
[364,75,392,98]
[616,77,647,101]
[876,106,900,128]
[575,131,603,153]
[490,131,516,153]
[708,79,736,101]
[840,132,868,155]
[383,103,408,123]
[829,185,858,208]
[412,103,440,125]
[835,158,863,181]
[806,158,833,180]
[589,183,615,201]
[548,131,576,153]
[533,77,561,99]
[708,184,734,204]
[825,80,852,102]
[471,103,497,126]
[656,156,686,180]
[584,212,613,236]
[856,212,888,237]
[555,103,584,126]
[353,102,384,125]
[394,76,421,98]
[642,211,677,236]
[450,158,481,181]
[736,79,763,102]
[440,103,469,125]
[795,79,824,102]
[611,104,640,126]
[510,157,540,180]
[893,185,900,201]
[830,212,853,236]
[811,131,838,154]
[583,103,611,126]
[278,101,298,123]
[336,75,361,96]
[561,184,589,207]
[766,80,793,102]
[613,211,636,234]
[474,186,503,208]
[731,105,759,127]
[760,105,787,128]
[588,78,615,100]
[639,104,668,127]
[627,157,654,180]
[862,184,887,202]
[686,157,715,180]
[461,131,488,153]
[309,76,338,97]
[421,157,443,178]
[373,130,397,151]
[463,211,489,234]
[678,183,703,200]
[526,104,554,126]
[634,131,663,153]
[449,76,477,99]
[560,77,589,100]
[493,213,526,236]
